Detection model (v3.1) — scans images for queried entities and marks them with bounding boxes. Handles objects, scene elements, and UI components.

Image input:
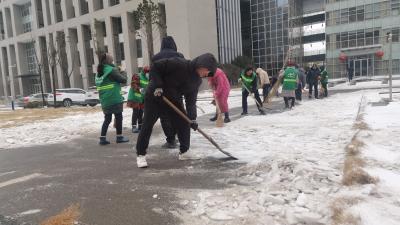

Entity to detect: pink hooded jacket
[208,68,230,113]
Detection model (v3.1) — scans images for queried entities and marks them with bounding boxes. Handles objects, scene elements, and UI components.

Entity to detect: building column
[77,25,89,89]
[105,16,116,59]
[10,5,19,37]
[0,49,7,97]
[73,0,81,17]
[41,0,50,26]
[65,28,80,88]
[48,0,56,25]
[6,45,17,98]
[52,33,65,88]
[121,11,138,81]
[31,0,39,29]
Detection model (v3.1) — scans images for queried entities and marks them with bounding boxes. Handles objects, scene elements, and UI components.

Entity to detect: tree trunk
[145,12,154,60]
[51,66,57,108]
[38,64,46,108]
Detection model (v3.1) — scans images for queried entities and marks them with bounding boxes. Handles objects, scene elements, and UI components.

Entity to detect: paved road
[0,88,378,225]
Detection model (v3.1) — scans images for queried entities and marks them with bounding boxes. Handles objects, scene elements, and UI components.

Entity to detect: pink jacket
[208,68,230,113]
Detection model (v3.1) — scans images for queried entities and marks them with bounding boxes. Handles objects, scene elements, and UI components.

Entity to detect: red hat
[143,66,150,73]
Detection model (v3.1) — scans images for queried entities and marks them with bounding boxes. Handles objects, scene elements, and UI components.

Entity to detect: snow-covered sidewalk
[176,91,370,224]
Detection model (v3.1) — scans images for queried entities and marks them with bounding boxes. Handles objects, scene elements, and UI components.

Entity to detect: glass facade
[250,0,290,76]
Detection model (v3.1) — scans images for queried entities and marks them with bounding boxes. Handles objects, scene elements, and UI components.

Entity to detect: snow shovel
[214,95,224,128]
[162,96,238,160]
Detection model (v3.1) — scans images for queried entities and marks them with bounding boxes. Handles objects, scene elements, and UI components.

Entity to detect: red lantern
[339,53,347,62]
[375,50,384,58]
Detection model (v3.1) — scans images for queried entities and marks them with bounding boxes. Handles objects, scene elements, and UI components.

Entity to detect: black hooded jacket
[151,36,184,63]
[147,53,217,120]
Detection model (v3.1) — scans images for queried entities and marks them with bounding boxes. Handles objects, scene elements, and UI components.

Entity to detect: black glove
[190,120,198,131]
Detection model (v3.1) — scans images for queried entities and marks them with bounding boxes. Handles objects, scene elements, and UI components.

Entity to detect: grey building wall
[0,0,219,99]
[216,0,243,64]
[325,0,400,79]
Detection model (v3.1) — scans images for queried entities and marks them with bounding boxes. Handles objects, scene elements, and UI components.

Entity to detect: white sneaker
[178,151,201,161]
[137,155,148,168]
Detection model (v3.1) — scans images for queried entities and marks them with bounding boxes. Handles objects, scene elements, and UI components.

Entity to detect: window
[366,29,374,45]
[349,7,356,22]
[340,8,349,24]
[357,6,364,21]
[392,28,399,42]
[349,31,357,47]
[357,30,365,47]
[392,0,400,15]
[365,4,373,20]
[373,3,380,19]
[25,42,36,73]
[341,32,349,48]
[336,34,340,49]
[109,0,120,6]
[374,30,380,44]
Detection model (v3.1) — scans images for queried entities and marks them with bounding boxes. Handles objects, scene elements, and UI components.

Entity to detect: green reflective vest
[127,71,149,103]
[240,71,256,90]
[321,70,329,84]
[282,67,298,91]
[95,64,124,109]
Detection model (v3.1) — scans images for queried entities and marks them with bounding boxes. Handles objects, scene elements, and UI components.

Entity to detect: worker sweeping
[281,61,299,109]
[135,53,218,168]
[239,67,265,115]
[208,68,231,123]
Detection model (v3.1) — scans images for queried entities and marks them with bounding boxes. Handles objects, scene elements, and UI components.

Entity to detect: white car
[47,88,98,107]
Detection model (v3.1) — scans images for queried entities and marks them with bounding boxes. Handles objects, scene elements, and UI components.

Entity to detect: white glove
[154,88,163,97]
[238,78,242,83]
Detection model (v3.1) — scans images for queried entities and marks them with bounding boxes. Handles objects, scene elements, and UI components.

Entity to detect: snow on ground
[0,89,245,150]
[176,91,369,224]
[348,94,400,225]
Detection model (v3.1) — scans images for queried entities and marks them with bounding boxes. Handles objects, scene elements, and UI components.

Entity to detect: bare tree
[32,38,46,108]
[47,34,63,108]
[135,0,166,59]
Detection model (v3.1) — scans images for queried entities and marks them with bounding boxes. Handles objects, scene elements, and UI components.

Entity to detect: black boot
[224,112,231,123]
[116,135,129,143]
[209,114,217,122]
[99,136,110,145]
[132,125,137,133]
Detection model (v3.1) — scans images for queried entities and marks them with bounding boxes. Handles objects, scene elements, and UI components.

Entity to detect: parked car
[85,86,100,107]
[47,88,96,107]
[23,93,50,108]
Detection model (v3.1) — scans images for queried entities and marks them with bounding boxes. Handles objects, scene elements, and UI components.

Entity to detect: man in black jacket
[151,36,184,149]
[136,53,218,168]
[306,64,321,99]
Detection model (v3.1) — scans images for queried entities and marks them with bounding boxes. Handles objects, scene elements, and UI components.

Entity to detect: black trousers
[295,84,302,101]
[321,83,328,97]
[308,82,318,98]
[262,84,270,102]
[101,112,123,136]
[160,114,177,144]
[136,97,190,156]
[242,89,263,113]
[132,108,144,127]
[284,97,295,108]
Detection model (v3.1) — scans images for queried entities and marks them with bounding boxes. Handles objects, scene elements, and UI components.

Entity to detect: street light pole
[8,64,17,110]
[387,32,393,102]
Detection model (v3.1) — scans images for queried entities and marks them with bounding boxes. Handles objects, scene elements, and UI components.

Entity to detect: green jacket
[240,71,257,90]
[128,71,149,103]
[95,64,124,109]
[321,70,329,84]
[282,67,298,91]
